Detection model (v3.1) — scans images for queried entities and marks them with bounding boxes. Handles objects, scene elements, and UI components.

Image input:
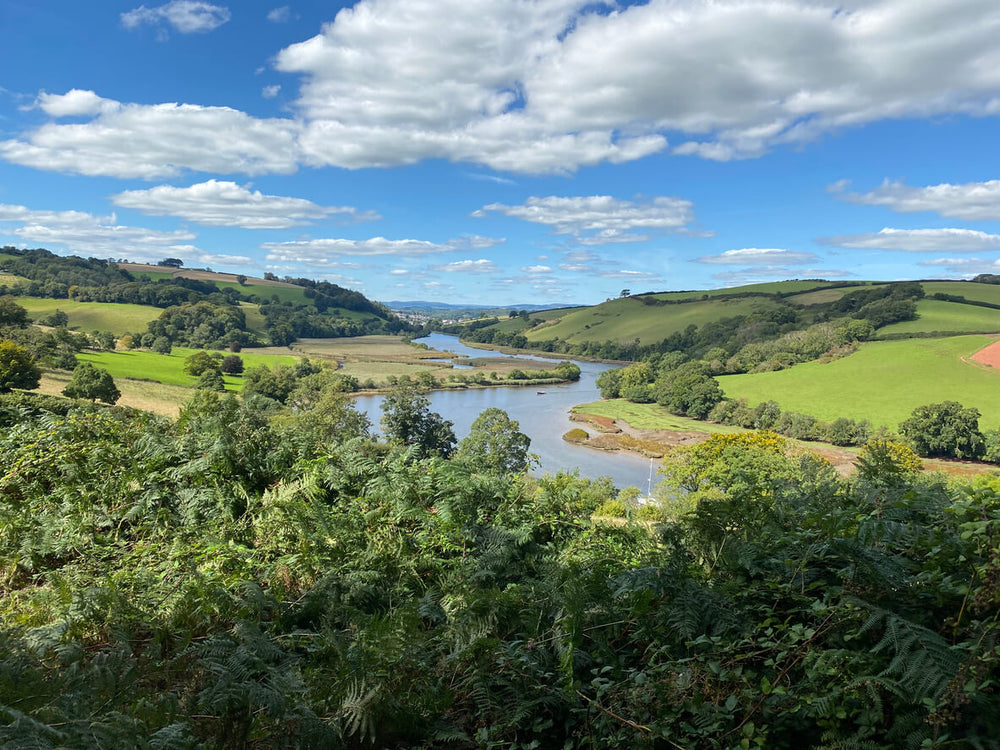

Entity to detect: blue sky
[2,0,1000,306]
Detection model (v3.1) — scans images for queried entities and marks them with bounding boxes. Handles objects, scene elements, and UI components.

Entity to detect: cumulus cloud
[0,97,302,179]
[474,195,702,244]
[122,1,230,34]
[261,234,503,264]
[0,202,257,268]
[8,0,1000,176]
[262,85,281,99]
[432,259,499,273]
[35,90,119,118]
[279,0,1000,170]
[818,227,1000,252]
[111,179,379,229]
[694,248,819,265]
[521,265,552,274]
[836,179,1000,221]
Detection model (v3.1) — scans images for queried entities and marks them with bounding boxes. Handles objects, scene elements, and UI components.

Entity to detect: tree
[654,361,724,419]
[157,257,183,268]
[92,330,116,351]
[62,362,120,404]
[184,350,221,377]
[196,368,227,391]
[220,354,244,375]
[380,385,456,458]
[457,407,533,475]
[0,296,29,328]
[38,309,69,327]
[0,340,41,393]
[243,364,297,404]
[899,401,985,459]
[151,336,172,354]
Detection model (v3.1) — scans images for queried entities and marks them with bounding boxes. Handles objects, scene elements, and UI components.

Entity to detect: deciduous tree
[62,362,120,404]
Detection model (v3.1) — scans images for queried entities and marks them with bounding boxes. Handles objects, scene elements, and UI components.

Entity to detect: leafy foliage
[0,339,40,393]
[1,393,999,748]
[900,401,985,459]
[61,362,121,403]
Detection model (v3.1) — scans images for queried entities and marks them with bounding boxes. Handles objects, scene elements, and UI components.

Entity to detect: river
[352,333,655,490]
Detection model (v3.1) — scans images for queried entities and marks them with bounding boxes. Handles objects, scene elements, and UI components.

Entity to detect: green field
[16,297,162,334]
[877,299,1000,337]
[717,334,1000,430]
[78,348,300,389]
[526,295,786,346]
[643,280,845,302]
[921,280,1000,305]
[786,287,854,306]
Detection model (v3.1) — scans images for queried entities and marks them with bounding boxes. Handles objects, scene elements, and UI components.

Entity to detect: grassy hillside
[921,280,1000,305]
[645,279,849,302]
[15,297,162,334]
[525,295,788,346]
[717,334,1000,430]
[77,347,301,389]
[877,298,1000,337]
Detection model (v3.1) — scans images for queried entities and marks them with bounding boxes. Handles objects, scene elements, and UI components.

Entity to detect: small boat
[536,390,546,395]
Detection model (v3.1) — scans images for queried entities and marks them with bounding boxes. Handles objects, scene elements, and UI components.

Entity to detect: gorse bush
[1,392,999,748]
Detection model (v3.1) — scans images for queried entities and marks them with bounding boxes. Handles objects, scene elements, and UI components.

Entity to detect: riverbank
[570,402,999,479]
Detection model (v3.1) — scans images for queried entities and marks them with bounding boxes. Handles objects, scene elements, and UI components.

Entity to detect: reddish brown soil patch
[971,338,1000,369]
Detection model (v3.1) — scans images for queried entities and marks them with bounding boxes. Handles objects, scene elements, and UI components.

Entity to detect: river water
[352,333,654,490]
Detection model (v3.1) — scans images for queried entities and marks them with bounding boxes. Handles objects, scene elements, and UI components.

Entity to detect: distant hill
[443,278,1000,360]
[0,247,414,347]
[385,301,559,320]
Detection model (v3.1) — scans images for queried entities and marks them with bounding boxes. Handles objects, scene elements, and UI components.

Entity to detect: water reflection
[353,334,652,489]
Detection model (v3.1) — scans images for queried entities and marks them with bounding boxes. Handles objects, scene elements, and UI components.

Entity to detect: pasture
[15,297,161,335]
[525,295,787,346]
[877,299,1000,337]
[717,334,1000,430]
[643,279,845,302]
[77,348,300,389]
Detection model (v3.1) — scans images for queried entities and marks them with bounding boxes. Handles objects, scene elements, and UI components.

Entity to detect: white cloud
[279,0,1000,169]
[695,248,819,265]
[267,6,292,23]
[474,195,701,244]
[111,179,379,229]
[0,203,194,256]
[122,1,230,34]
[262,85,281,99]
[7,0,1000,176]
[0,97,302,179]
[837,179,1000,221]
[261,234,503,263]
[432,259,499,273]
[0,202,255,268]
[521,265,552,274]
[35,90,119,118]
[818,227,1000,252]
[917,257,1000,276]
